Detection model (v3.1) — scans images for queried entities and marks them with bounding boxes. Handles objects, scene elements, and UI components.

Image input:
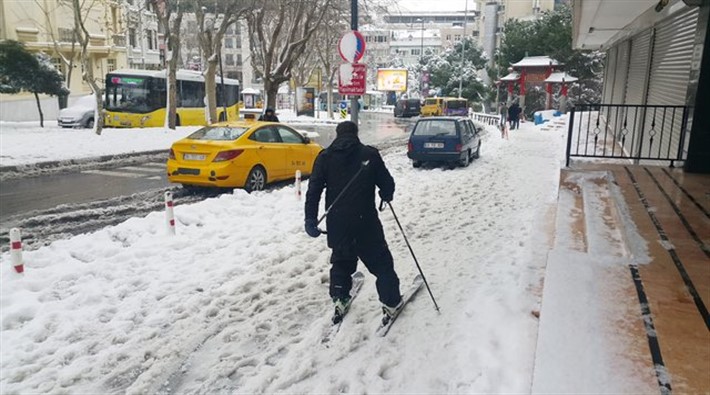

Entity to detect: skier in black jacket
[304,121,403,322]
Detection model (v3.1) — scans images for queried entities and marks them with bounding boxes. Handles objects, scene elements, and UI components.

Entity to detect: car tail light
[408,142,413,152]
[169,148,175,160]
[213,149,244,162]
[455,144,462,152]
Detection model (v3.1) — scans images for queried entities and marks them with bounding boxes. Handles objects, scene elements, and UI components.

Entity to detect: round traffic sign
[338,30,366,63]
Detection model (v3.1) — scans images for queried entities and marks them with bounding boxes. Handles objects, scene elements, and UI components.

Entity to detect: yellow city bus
[420,97,444,117]
[104,69,239,128]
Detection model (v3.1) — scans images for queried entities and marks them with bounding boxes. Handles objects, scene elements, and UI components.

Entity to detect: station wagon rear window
[188,126,248,141]
[413,120,457,136]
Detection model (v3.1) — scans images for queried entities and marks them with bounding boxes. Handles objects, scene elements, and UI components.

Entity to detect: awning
[511,56,560,68]
[499,72,520,81]
[544,72,578,83]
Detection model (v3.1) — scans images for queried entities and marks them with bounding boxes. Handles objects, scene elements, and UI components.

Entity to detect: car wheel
[412,160,422,168]
[244,166,266,193]
[460,150,470,167]
[86,118,94,128]
[474,142,481,158]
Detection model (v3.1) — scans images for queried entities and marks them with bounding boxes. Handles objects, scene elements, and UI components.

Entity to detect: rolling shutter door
[642,7,698,162]
[624,30,652,105]
[602,46,617,105]
[623,30,652,156]
[608,41,630,143]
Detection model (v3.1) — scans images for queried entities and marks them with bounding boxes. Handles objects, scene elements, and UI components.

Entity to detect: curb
[0,149,168,181]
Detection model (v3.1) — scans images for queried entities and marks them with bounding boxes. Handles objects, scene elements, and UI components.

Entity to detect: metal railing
[471,112,500,125]
[565,104,690,167]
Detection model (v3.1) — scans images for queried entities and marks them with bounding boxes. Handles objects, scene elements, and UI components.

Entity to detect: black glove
[305,218,321,238]
[378,190,393,203]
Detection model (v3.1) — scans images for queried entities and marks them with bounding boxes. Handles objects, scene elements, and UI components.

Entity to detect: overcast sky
[395,0,474,12]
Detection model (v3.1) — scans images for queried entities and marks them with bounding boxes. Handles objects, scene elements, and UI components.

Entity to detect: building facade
[573,0,709,173]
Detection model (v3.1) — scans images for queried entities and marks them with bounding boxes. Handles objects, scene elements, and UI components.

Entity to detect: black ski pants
[329,234,401,308]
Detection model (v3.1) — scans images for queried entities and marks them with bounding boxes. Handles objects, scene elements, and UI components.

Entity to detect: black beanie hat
[336,121,358,136]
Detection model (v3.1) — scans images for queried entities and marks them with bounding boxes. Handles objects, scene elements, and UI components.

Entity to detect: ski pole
[317,160,369,226]
[382,200,440,312]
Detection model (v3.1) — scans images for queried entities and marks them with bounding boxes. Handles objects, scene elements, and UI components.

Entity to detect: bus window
[181,80,205,108]
[105,74,161,113]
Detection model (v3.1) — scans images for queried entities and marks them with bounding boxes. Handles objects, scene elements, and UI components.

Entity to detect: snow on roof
[499,71,520,81]
[511,56,561,68]
[109,69,239,85]
[545,72,578,83]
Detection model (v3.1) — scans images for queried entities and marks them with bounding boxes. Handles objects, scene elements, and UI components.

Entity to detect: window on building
[58,28,75,43]
[51,57,65,77]
[107,58,116,72]
[236,54,242,66]
[411,48,421,56]
[129,28,136,47]
[146,30,154,49]
[446,34,451,41]
[225,38,233,48]
[455,34,462,41]
[225,54,235,66]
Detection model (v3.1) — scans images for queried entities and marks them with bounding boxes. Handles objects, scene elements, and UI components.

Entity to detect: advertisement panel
[296,87,315,117]
[377,69,408,92]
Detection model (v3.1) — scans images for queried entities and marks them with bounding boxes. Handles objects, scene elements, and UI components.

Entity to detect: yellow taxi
[167,120,323,192]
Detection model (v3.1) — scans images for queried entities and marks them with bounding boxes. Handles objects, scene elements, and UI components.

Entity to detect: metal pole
[350,0,359,125]
[419,18,424,98]
[458,0,468,98]
[218,46,227,121]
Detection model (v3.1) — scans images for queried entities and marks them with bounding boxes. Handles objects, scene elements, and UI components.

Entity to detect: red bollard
[165,191,176,235]
[295,170,302,200]
[9,228,24,274]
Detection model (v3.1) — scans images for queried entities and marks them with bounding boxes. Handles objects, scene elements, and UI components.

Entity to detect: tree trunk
[167,46,179,129]
[205,60,218,124]
[34,92,44,128]
[264,79,278,110]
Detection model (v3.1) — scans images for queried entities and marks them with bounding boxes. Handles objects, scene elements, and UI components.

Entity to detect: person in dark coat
[304,121,403,322]
[258,108,279,122]
[508,102,521,130]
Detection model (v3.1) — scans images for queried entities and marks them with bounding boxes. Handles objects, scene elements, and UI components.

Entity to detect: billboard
[376,69,408,92]
[295,87,315,117]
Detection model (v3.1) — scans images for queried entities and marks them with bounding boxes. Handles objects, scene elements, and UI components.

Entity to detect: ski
[376,275,424,337]
[321,271,365,345]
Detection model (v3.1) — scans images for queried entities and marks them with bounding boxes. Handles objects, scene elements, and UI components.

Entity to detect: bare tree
[244,0,334,109]
[195,0,252,123]
[71,0,105,135]
[152,0,185,129]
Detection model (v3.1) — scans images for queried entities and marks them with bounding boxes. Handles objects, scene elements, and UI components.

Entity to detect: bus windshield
[105,74,164,113]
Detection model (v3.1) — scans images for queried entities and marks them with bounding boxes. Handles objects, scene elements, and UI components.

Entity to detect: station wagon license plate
[183,153,206,161]
[424,142,444,149]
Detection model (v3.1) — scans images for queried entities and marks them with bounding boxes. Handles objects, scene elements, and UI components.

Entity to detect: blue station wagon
[407,117,482,168]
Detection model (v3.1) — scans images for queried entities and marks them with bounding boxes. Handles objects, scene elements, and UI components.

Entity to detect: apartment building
[0,0,128,121]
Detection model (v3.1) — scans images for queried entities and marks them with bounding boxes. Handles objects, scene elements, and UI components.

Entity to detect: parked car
[167,120,323,192]
[407,117,481,168]
[58,95,96,128]
[394,98,421,118]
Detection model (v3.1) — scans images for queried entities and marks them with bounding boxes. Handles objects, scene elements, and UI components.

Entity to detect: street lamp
[418,19,425,98]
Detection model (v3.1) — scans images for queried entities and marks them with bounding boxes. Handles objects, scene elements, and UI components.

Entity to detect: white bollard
[295,170,302,200]
[165,191,176,235]
[9,228,24,274]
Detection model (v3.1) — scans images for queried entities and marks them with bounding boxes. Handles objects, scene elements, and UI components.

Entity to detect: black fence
[565,104,690,167]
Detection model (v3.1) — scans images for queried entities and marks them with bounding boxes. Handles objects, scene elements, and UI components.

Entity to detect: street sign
[338,63,366,95]
[338,31,366,63]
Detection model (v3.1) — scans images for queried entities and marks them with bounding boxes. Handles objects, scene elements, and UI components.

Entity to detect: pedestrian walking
[508,102,521,130]
[304,121,403,324]
[258,108,280,122]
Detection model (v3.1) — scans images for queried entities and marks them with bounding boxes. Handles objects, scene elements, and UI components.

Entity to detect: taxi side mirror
[304,136,311,144]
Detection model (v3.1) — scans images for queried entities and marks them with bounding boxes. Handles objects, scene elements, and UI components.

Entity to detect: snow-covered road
[1,120,570,393]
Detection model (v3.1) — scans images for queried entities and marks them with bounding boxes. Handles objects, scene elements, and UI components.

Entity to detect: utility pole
[458,0,468,98]
[418,18,424,98]
[350,0,359,125]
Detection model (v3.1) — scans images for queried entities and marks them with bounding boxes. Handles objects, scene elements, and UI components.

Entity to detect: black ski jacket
[305,134,395,249]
